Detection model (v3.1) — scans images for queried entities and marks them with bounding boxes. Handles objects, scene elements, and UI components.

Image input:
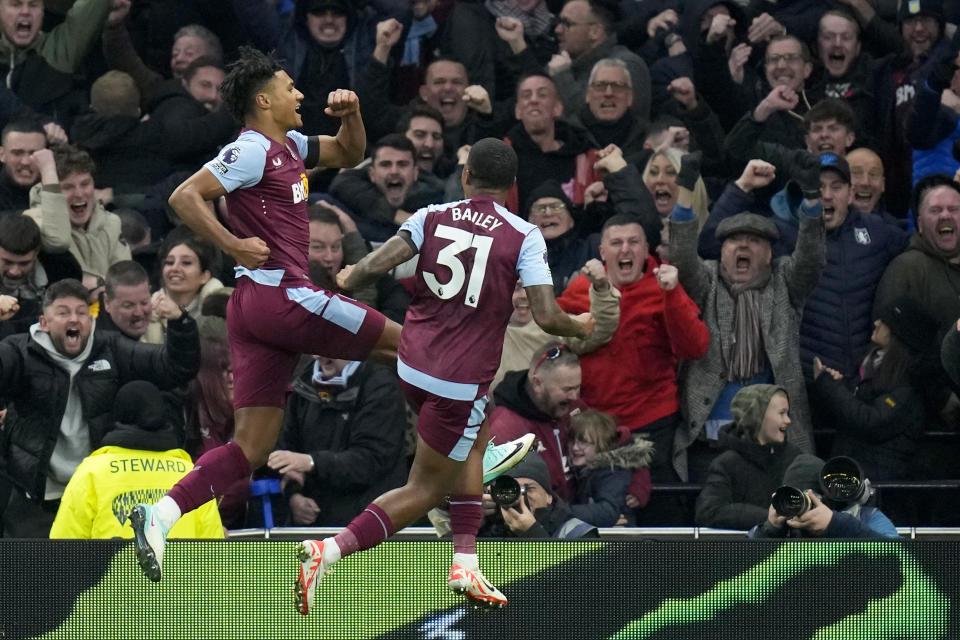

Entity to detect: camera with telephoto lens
[771,485,812,518]
[819,456,867,504]
[487,475,527,508]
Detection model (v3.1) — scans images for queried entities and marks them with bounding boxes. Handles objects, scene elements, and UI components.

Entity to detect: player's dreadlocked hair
[220,46,283,122]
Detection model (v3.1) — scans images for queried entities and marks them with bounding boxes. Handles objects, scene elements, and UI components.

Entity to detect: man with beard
[489,345,586,501]
[329,134,445,243]
[874,173,960,419]
[669,156,824,482]
[0,278,199,537]
[873,0,953,216]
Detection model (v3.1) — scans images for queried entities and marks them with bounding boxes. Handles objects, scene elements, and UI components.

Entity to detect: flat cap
[715,212,780,242]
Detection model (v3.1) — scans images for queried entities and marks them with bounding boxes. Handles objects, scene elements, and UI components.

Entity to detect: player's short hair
[372,133,417,161]
[0,213,42,255]
[220,46,283,122]
[183,55,225,82]
[397,103,445,135]
[91,71,140,118]
[173,24,224,66]
[54,145,96,180]
[804,98,857,133]
[104,260,149,298]
[1,119,46,146]
[465,138,517,191]
[43,278,90,308]
[158,225,222,277]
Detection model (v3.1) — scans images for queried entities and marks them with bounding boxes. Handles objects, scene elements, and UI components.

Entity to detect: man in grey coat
[668,157,825,481]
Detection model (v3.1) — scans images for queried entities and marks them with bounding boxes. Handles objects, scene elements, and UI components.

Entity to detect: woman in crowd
[812,297,933,481]
[642,147,710,229]
[143,225,223,343]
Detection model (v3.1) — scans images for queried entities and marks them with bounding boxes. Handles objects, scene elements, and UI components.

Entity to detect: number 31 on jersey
[422,224,493,308]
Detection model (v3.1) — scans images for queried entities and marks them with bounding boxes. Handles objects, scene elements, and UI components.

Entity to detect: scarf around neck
[484,0,554,37]
[721,264,772,382]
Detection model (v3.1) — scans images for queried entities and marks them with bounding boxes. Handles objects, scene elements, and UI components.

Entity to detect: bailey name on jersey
[449,206,504,231]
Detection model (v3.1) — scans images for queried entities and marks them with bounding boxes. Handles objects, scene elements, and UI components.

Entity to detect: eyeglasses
[588,81,630,93]
[532,344,565,376]
[765,53,804,65]
[531,202,567,214]
[557,17,597,29]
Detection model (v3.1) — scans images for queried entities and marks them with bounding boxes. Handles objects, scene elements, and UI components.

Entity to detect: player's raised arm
[338,233,417,290]
[309,89,366,169]
[525,284,595,339]
[168,168,269,269]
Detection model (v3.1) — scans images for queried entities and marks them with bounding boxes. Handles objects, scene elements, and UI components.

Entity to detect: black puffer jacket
[0,315,199,502]
[279,362,408,526]
[799,209,909,379]
[695,424,801,530]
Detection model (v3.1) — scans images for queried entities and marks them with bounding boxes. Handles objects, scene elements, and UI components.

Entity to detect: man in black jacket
[266,357,408,526]
[0,278,200,537]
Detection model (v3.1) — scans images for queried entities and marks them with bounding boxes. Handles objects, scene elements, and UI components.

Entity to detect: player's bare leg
[296,428,485,613]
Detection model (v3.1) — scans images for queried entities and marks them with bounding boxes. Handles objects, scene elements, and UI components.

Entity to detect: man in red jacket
[558,213,709,481]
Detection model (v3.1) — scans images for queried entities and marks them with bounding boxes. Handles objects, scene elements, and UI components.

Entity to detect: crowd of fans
[2,0,960,538]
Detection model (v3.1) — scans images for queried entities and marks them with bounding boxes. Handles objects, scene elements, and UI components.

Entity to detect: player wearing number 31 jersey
[293,138,595,614]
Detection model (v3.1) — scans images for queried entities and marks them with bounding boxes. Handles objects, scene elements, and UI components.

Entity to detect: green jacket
[0,0,111,74]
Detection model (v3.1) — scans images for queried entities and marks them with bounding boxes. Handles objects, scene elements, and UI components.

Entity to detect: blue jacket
[908,81,960,184]
[799,209,908,379]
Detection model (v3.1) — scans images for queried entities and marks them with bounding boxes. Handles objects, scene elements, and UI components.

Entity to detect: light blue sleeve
[288,130,309,159]
[203,137,268,192]
[399,208,429,250]
[865,509,900,539]
[517,228,553,287]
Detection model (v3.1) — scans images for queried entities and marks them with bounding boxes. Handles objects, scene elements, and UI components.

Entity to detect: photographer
[480,450,599,539]
[749,454,899,539]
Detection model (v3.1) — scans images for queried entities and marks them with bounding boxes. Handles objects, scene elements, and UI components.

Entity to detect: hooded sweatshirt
[29,320,95,499]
